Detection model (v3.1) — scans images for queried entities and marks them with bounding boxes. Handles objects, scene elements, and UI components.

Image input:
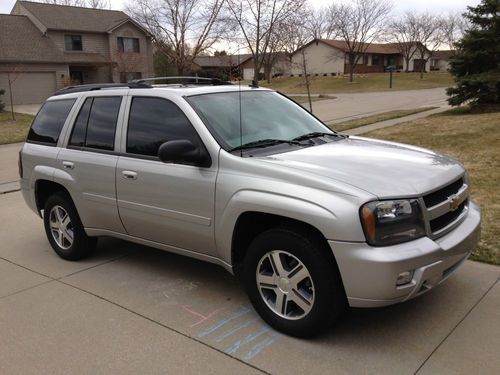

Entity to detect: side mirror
[158,139,211,167]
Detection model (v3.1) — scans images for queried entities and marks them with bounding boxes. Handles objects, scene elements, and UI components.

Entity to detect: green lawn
[364,108,500,265]
[0,112,34,145]
[261,72,454,94]
[330,107,438,132]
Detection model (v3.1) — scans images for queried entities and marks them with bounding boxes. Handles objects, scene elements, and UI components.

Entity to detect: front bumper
[330,201,481,308]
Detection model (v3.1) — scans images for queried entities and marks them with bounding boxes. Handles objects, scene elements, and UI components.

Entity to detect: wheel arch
[230,211,334,278]
[35,179,73,215]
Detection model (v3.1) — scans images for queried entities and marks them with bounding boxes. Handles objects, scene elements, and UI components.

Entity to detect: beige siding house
[291,39,431,76]
[0,1,153,105]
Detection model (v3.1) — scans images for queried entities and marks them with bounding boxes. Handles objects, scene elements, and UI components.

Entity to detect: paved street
[310,87,449,124]
[0,191,499,374]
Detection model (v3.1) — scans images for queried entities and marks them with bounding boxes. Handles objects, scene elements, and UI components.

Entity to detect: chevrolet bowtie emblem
[449,194,461,211]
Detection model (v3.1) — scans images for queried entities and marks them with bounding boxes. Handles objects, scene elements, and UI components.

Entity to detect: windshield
[187,91,333,150]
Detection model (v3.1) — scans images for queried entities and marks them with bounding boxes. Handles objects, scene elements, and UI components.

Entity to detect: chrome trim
[420,179,470,240]
[427,184,469,220]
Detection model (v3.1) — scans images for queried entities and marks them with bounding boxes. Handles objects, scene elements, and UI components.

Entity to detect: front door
[116,96,217,256]
[70,70,83,85]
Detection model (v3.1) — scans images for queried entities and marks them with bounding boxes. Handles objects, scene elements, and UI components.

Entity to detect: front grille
[423,177,463,207]
[422,177,468,238]
[430,200,467,232]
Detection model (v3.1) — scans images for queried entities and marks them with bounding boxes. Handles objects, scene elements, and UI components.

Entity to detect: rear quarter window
[27,99,76,145]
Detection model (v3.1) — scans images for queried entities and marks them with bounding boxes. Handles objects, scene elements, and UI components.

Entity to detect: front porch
[68,64,112,85]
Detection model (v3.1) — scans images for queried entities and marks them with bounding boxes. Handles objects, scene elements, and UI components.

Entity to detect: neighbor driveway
[12,104,41,116]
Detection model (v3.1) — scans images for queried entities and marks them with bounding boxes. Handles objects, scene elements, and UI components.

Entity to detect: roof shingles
[19,1,129,33]
[0,14,64,63]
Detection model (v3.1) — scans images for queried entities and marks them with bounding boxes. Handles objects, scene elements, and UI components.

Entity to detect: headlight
[360,199,425,246]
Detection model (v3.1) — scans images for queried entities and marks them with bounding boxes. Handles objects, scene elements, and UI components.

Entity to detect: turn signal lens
[361,206,376,243]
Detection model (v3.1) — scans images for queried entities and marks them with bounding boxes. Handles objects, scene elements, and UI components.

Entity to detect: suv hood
[258,136,464,198]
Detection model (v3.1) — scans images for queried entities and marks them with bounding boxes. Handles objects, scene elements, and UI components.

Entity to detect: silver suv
[20,78,480,337]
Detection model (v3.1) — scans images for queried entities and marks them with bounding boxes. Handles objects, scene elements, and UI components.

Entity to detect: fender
[215,189,365,265]
[24,166,59,216]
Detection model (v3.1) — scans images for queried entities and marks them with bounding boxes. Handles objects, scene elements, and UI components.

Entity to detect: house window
[120,72,142,83]
[372,55,381,65]
[363,55,369,65]
[65,35,82,51]
[117,37,140,53]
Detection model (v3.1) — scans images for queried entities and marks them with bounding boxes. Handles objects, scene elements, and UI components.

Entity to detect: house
[0,1,154,105]
[192,54,252,80]
[431,50,454,71]
[290,39,431,76]
[193,52,290,81]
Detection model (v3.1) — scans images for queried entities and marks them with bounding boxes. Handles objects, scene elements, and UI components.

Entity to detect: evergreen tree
[447,0,500,106]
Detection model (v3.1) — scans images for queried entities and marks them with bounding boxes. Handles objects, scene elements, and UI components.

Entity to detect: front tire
[43,192,97,261]
[242,227,346,337]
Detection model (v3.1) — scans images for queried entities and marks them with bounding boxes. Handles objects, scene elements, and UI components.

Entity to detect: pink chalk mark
[181,305,221,328]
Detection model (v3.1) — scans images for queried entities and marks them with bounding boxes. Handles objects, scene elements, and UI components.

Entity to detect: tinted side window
[85,97,121,150]
[27,99,76,145]
[127,97,201,157]
[68,98,92,147]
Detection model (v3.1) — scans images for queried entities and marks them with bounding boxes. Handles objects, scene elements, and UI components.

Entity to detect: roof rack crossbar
[130,76,232,86]
[53,82,152,96]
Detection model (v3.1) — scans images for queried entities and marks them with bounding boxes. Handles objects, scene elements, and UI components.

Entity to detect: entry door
[116,96,217,256]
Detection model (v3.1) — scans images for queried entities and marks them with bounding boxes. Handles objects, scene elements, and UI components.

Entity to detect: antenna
[238,46,243,157]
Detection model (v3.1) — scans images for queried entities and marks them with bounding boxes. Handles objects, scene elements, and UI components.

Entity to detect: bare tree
[278,10,315,111]
[40,0,110,7]
[413,13,444,78]
[127,0,226,75]
[388,12,419,72]
[327,0,392,82]
[226,0,304,82]
[5,66,23,121]
[305,6,334,40]
[441,11,469,52]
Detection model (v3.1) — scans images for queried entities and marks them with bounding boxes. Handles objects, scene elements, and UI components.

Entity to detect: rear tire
[242,226,346,337]
[43,192,97,261]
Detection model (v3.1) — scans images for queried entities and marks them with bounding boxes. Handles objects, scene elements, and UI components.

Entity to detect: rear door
[116,95,217,256]
[56,95,126,233]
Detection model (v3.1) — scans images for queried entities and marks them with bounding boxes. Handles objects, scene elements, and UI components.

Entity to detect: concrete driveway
[1,190,499,374]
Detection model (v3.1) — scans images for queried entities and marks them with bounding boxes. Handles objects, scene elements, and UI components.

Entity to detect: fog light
[396,271,414,286]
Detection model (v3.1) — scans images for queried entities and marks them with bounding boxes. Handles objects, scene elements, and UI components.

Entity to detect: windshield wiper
[292,132,347,142]
[229,138,302,152]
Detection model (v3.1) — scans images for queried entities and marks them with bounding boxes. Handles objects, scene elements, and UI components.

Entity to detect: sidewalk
[342,106,450,136]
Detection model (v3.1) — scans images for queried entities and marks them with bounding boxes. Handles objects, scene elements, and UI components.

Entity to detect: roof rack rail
[131,76,233,86]
[53,82,151,96]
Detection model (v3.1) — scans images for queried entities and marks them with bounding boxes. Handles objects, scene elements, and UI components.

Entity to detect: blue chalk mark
[215,319,257,342]
[243,333,281,360]
[225,326,270,355]
[198,306,251,338]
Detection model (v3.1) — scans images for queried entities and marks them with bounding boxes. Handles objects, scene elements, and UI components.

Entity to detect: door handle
[122,170,137,180]
[62,161,74,170]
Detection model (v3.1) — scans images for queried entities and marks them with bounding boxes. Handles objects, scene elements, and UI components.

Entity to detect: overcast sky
[0,0,481,15]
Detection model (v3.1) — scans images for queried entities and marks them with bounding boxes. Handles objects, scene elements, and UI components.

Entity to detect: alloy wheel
[256,250,315,320]
[49,205,74,250]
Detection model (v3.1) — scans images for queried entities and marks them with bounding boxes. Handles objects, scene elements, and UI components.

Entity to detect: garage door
[0,72,56,105]
[243,68,254,81]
